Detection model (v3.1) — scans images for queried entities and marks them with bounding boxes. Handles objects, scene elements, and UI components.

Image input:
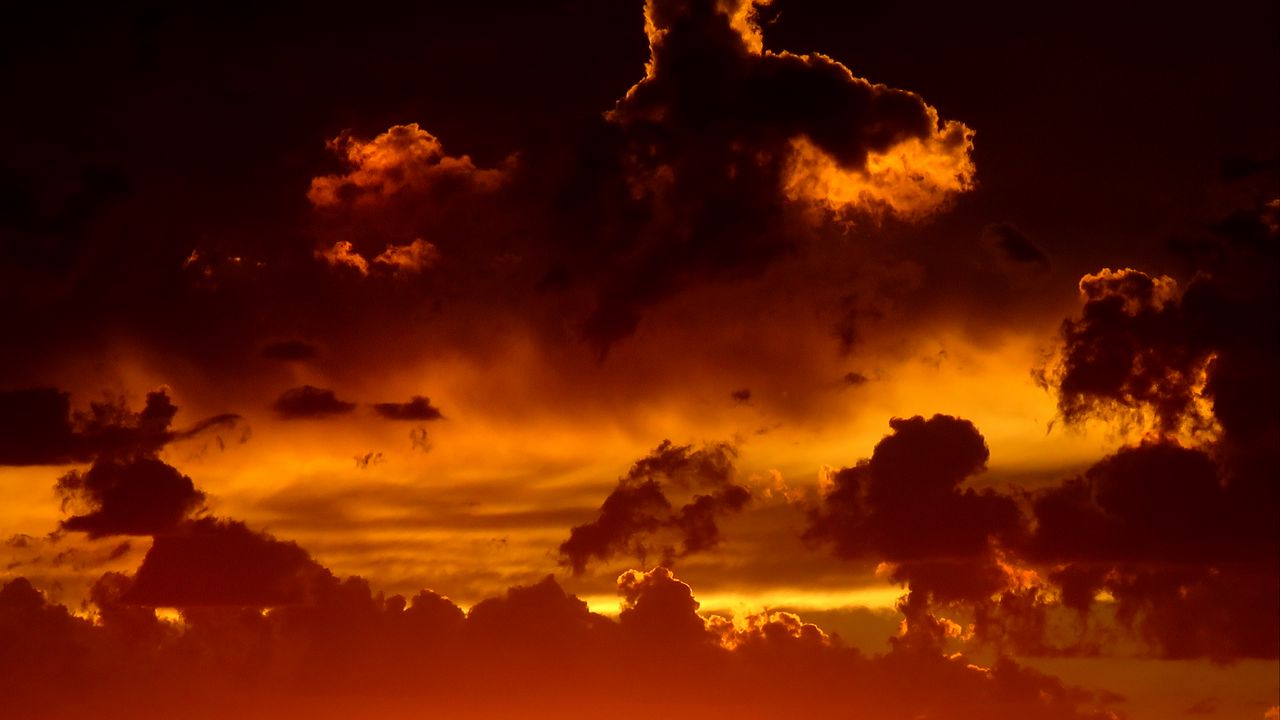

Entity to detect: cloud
[123,518,333,607]
[807,415,1023,605]
[371,238,439,274]
[353,451,383,469]
[409,426,432,452]
[272,385,356,419]
[617,0,974,218]
[804,408,1280,661]
[316,238,440,276]
[0,566,1121,720]
[617,566,718,645]
[1030,442,1250,566]
[559,440,750,573]
[1026,203,1280,659]
[1027,440,1278,660]
[0,387,238,466]
[1042,205,1277,444]
[57,457,206,538]
[371,395,445,421]
[0,389,238,570]
[316,240,370,274]
[466,574,610,648]
[307,123,507,207]
[532,0,974,350]
[1042,267,1203,436]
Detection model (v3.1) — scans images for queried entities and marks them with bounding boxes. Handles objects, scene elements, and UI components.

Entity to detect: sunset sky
[2,1,1278,718]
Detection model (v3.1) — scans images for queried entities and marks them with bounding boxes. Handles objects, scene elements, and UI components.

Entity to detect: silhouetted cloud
[1028,202,1280,659]
[560,440,750,573]
[371,395,444,421]
[124,518,332,607]
[353,451,383,469]
[57,458,205,538]
[546,0,973,350]
[0,566,1121,720]
[807,415,1023,604]
[0,388,238,466]
[273,385,356,419]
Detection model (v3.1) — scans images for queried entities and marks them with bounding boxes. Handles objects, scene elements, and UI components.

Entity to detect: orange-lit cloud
[783,111,974,217]
[307,123,507,207]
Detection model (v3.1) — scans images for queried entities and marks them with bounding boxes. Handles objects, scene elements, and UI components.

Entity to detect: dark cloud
[1043,205,1278,444]
[0,387,238,466]
[466,574,610,648]
[1043,267,1205,434]
[1030,442,1257,565]
[617,566,717,646]
[803,206,1279,661]
[1027,202,1280,659]
[273,385,356,419]
[729,388,752,404]
[353,451,383,469]
[808,407,1280,660]
[409,426,432,452]
[1025,439,1279,660]
[535,0,972,351]
[124,518,333,607]
[259,339,319,361]
[371,395,444,421]
[807,415,1023,604]
[842,371,868,386]
[560,440,750,573]
[57,457,206,538]
[0,566,1120,720]
[0,389,240,554]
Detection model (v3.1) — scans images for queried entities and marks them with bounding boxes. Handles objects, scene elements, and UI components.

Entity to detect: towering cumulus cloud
[806,415,1023,607]
[563,0,974,348]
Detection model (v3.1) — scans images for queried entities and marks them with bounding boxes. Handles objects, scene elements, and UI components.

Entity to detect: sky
[1,0,1278,718]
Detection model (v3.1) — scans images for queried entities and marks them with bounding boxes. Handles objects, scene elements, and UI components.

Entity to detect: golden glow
[724,0,770,54]
[783,123,976,218]
[581,584,902,616]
